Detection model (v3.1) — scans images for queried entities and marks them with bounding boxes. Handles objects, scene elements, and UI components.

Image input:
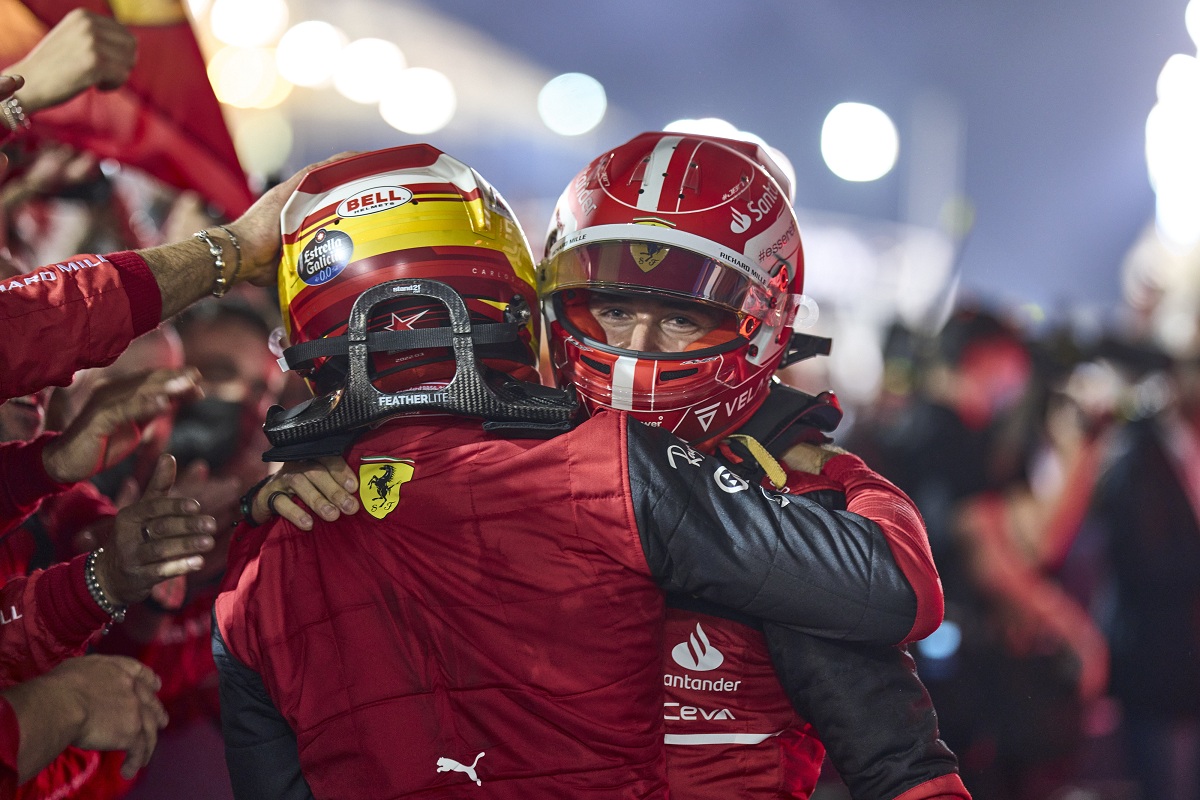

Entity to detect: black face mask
[167,397,246,472]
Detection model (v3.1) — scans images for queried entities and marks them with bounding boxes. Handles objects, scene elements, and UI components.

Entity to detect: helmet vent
[580,354,611,375]
[659,367,699,382]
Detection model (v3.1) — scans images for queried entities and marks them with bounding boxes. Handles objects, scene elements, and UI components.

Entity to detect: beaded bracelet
[193,229,229,297]
[217,224,243,287]
[84,548,127,624]
[0,95,30,132]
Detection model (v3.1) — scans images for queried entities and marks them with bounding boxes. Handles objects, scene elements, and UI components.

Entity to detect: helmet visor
[542,240,772,320]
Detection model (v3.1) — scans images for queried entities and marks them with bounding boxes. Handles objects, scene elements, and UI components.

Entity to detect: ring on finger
[140,525,152,543]
[266,490,292,516]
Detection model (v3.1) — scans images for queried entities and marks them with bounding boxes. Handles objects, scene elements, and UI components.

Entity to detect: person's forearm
[135,236,225,321]
[1,677,84,782]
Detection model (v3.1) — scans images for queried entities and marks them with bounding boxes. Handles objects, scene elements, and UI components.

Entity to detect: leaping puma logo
[436,752,485,786]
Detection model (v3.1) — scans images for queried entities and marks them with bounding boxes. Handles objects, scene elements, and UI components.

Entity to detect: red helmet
[278,145,540,396]
[540,131,807,446]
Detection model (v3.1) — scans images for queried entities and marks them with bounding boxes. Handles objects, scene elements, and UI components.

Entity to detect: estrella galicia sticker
[298,228,353,286]
[358,456,415,520]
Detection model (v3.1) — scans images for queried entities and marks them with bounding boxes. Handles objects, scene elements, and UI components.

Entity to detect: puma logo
[436,752,485,786]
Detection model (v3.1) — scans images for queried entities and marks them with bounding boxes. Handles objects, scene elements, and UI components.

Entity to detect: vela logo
[671,623,725,672]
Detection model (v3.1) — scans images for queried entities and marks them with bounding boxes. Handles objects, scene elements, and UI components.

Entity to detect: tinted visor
[542,240,770,319]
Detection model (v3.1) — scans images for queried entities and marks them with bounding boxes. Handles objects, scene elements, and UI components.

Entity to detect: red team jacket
[0,251,160,797]
[215,411,928,799]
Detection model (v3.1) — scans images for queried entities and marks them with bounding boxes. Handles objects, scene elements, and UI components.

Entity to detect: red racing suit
[214,410,927,799]
[661,462,969,800]
[660,384,969,799]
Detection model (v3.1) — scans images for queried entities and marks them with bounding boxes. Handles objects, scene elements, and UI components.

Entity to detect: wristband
[84,548,127,624]
[238,474,272,527]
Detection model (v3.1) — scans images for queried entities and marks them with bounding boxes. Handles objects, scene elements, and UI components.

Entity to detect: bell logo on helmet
[298,228,353,286]
[336,186,414,218]
[730,208,752,234]
[672,623,725,672]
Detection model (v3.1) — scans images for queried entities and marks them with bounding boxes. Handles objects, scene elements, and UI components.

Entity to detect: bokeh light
[537,73,607,136]
[185,0,211,20]
[1187,0,1200,52]
[820,102,899,182]
[1156,54,1200,106]
[209,0,288,48]
[208,46,291,109]
[663,117,740,138]
[231,110,294,176]
[379,68,457,134]
[333,39,406,104]
[276,21,347,88]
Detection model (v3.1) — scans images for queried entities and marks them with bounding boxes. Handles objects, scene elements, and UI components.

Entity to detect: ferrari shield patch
[358,456,415,520]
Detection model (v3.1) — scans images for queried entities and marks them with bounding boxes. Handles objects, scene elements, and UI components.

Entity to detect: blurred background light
[1187,0,1200,51]
[1156,53,1200,104]
[209,0,288,48]
[208,46,291,109]
[379,68,457,134]
[663,117,740,138]
[276,21,347,88]
[537,72,607,136]
[185,0,211,20]
[821,102,899,182]
[333,38,406,104]
[231,110,294,176]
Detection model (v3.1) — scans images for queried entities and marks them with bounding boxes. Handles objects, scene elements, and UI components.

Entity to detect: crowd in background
[2,7,1200,800]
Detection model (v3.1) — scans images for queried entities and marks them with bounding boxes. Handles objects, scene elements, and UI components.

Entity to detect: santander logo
[672,623,725,672]
[730,208,752,234]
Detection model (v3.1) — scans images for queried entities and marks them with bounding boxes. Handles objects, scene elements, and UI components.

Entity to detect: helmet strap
[263,278,578,460]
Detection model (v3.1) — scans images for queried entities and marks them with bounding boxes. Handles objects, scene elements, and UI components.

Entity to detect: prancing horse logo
[358,456,415,520]
[436,752,485,786]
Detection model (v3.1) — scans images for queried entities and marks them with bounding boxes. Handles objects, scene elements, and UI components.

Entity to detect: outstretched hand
[227,151,360,287]
[7,8,137,113]
[94,454,216,607]
[41,368,201,485]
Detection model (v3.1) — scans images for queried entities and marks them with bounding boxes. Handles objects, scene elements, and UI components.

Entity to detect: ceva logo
[730,208,752,234]
[671,623,725,672]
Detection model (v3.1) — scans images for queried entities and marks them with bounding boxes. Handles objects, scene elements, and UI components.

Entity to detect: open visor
[541,240,775,321]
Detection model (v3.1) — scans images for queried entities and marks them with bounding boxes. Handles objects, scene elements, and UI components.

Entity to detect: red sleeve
[37,482,118,562]
[0,434,74,537]
[0,696,18,799]
[0,555,109,687]
[894,773,973,800]
[822,453,944,642]
[14,747,131,800]
[0,251,162,401]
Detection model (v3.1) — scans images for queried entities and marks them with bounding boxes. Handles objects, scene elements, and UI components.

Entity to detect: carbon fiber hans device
[263,279,578,460]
